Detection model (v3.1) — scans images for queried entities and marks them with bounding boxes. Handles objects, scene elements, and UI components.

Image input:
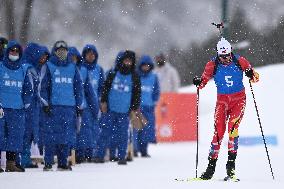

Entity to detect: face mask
[8,54,20,62]
[119,63,132,74]
[55,49,67,61]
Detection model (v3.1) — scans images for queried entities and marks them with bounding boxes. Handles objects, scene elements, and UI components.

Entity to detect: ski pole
[249,80,275,180]
[195,88,199,178]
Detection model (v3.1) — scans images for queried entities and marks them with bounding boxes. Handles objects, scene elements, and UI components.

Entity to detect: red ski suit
[199,56,252,159]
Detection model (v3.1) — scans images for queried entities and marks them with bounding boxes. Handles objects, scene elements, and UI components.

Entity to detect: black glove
[43,106,51,115]
[245,69,254,79]
[76,107,83,117]
[193,76,202,87]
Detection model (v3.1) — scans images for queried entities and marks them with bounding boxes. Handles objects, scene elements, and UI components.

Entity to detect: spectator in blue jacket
[133,55,160,157]
[37,45,50,157]
[40,41,83,171]
[16,42,50,169]
[68,46,101,163]
[94,50,141,165]
[0,37,8,172]
[0,40,33,172]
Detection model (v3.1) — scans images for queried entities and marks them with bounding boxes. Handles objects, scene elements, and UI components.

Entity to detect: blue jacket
[40,46,83,108]
[68,47,82,66]
[101,50,141,113]
[0,40,33,109]
[138,55,160,107]
[82,44,105,99]
[69,46,98,115]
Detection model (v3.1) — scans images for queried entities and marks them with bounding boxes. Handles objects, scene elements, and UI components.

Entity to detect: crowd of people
[0,36,181,172]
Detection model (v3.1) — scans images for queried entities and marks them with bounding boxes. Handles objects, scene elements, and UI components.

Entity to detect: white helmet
[216,37,232,55]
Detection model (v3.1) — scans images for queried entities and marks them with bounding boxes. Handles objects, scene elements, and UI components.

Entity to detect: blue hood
[82,44,98,70]
[3,40,23,70]
[49,44,69,66]
[23,43,50,69]
[68,46,82,66]
[138,55,154,76]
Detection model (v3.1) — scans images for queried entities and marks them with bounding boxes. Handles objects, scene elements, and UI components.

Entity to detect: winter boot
[117,159,127,165]
[109,157,118,162]
[57,165,72,171]
[5,161,25,172]
[25,163,39,168]
[226,152,237,178]
[200,157,217,180]
[93,157,105,163]
[0,167,4,173]
[43,164,53,171]
[15,164,25,172]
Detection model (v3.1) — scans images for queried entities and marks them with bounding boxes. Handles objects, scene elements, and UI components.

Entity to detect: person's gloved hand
[245,69,254,79]
[100,102,108,113]
[245,69,259,83]
[43,106,51,116]
[193,76,202,87]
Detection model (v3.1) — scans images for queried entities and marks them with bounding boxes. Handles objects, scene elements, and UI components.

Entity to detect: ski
[223,176,240,182]
[175,177,240,182]
[174,177,213,182]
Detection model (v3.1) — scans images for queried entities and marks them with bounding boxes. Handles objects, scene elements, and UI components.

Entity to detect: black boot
[200,157,217,180]
[226,152,237,178]
[117,159,127,165]
[43,164,53,171]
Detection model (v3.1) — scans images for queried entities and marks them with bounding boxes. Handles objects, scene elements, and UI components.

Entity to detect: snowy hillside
[1,64,283,189]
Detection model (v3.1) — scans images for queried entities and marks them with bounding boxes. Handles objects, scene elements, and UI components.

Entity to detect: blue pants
[1,108,25,153]
[42,106,75,165]
[76,108,99,159]
[42,106,76,145]
[44,144,69,166]
[38,109,47,155]
[133,106,156,154]
[0,117,4,150]
[18,101,40,167]
[95,112,129,160]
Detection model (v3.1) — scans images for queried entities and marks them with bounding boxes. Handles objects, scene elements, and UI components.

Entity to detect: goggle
[219,53,231,59]
[54,41,67,49]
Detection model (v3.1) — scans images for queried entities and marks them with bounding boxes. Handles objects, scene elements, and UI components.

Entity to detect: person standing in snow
[193,37,259,180]
[0,37,8,172]
[133,55,160,157]
[154,53,180,92]
[41,41,83,171]
[0,40,33,172]
[17,43,49,169]
[69,45,103,163]
[94,50,141,165]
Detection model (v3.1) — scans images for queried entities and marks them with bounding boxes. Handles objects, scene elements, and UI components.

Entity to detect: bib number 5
[225,76,233,87]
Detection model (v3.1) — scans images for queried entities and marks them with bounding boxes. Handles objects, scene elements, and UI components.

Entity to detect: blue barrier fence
[239,135,278,146]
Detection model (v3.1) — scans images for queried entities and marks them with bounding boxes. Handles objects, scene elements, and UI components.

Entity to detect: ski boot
[224,152,240,181]
[200,157,217,180]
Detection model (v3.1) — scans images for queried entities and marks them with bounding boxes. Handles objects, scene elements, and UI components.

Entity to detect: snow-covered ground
[1,64,283,189]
